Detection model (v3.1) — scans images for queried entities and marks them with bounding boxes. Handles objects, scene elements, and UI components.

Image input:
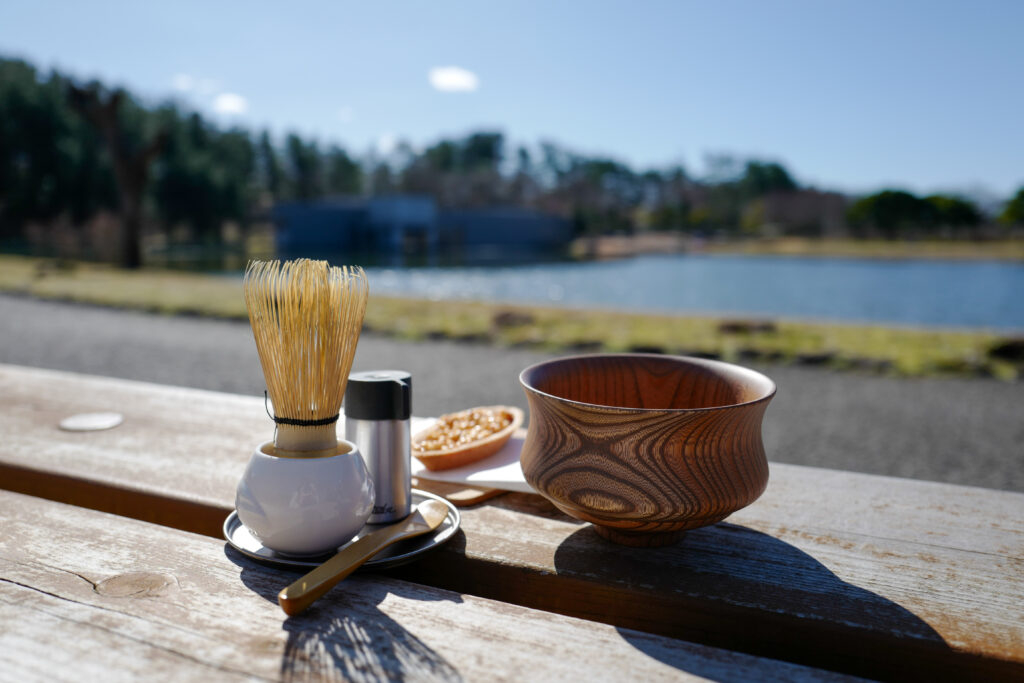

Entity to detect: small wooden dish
[413,406,524,472]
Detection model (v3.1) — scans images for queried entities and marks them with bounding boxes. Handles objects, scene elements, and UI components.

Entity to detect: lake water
[364,254,1024,331]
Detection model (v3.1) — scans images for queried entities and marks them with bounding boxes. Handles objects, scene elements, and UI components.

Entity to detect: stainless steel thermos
[344,370,412,524]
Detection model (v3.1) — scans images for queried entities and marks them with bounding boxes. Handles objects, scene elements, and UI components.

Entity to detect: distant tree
[649,201,692,231]
[508,146,538,205]
[152,114,255,244]
[17,53,1006,263]
[846,190,931,238]
[559,158,640,234]
[577,159,628,185]
[644,166,692,231]
[324,146,362,195]
[923,195,981,234]
[461,132,503,171]
[68,84,168,268]
[667,165,688,184]
[687,158,800,234]
[704,182,746,232]
[215,129,256,221]
[285,134,321,199]
[424,140,459,172]
[369,163,395,195]
[516,146,532,176]
[702,153,744,184]
[0,60,117,241]
[539,141,573,185]
[758,189,848,237]
[398,155,439,197]
[999,187,1024,226]
[257,131,283,200]
[740,161,797,197]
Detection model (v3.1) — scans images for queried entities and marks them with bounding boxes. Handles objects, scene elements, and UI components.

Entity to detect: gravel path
[1,294,1021,492]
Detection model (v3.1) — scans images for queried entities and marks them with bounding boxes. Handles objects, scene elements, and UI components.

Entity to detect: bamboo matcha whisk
[244,259,368,456]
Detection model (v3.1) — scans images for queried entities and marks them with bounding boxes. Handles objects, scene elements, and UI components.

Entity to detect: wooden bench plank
[397,489,1023,680]
[2,364,1022,680]
[0,491,855,682]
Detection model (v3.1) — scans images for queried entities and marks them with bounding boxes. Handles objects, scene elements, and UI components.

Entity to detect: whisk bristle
[244,259,368,453]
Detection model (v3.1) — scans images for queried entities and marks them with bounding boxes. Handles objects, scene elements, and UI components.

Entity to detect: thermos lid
[345,370,412,420]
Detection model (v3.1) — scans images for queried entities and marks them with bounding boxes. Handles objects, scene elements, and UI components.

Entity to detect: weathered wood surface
[0,491,857,682]
[0,364,262,536]
[2,364,1022,679]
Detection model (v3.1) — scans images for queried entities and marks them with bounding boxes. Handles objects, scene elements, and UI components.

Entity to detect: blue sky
[1,0,1021,197]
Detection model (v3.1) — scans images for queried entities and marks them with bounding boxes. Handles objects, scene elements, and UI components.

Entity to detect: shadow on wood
[224,546,464,682]
[553,524,958,681]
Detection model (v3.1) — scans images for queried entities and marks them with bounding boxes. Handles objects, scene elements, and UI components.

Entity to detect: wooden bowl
[413,406,524,472]
[519,354,775,547]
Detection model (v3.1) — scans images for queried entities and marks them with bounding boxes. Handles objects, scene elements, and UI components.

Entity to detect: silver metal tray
[223,489,460,570]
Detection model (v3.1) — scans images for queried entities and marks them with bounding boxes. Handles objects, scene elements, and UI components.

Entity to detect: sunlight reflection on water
[364,254,1024,330]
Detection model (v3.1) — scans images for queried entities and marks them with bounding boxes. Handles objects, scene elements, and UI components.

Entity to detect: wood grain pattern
[3,364,1023,679]
[0,365,263,537]
[520,354,774,545]
[396,484,1024,681]
[0,490,857,682]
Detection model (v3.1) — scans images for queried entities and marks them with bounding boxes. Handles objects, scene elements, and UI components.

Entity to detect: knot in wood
[94,572,179,598]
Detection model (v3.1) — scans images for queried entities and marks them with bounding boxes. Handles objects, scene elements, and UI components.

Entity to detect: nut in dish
[413,406,524,471]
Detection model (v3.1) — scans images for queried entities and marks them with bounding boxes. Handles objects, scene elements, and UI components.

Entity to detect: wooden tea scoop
[278,500,449,616]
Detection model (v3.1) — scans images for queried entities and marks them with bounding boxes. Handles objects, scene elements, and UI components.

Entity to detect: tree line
[1,56,1020,267]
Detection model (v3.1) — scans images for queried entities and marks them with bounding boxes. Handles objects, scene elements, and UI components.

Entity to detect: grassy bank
[571,236,1024,261]
[698,237,1024,261]
[0,254,1019,380]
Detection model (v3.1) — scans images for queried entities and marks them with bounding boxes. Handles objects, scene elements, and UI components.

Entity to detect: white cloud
[213,93,248,115]
[196,78,221,96]
[428,66,479,93]
[377,133,398,155]
[338,106,355,123]
[172,74,221,95]
[172,74,194,92]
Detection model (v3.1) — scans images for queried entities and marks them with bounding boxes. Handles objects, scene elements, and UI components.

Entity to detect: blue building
[272,195,571,260]
[440,207,573,256]
[272,198,368,253]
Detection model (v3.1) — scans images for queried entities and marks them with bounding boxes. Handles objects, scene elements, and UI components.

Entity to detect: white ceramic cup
[235,439,374,556]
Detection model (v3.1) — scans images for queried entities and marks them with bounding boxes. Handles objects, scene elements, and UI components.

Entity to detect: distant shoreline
[570,235,1024,262]
[0,254,1019,381]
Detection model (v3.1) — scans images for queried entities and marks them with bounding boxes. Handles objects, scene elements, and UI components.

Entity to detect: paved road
[1,294,1021,492]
